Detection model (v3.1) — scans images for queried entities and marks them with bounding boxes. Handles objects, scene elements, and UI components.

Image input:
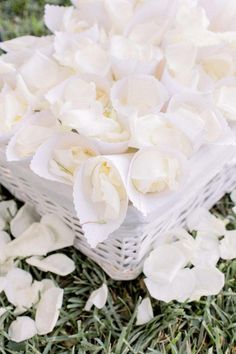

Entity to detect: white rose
[111,75,169,117]
[129,113,193,156]
[6,111,58,161]
[31,132,99,184]
[73,154,130,247]
[127,147,187,215]
[110,35,163,79]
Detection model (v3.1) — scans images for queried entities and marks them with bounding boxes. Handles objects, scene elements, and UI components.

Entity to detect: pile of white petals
[0,198,108,342]
[142,207,233,304]
[1,0,236,247]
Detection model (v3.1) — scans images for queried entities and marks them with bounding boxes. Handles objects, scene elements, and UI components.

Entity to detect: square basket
[0,142,236,280]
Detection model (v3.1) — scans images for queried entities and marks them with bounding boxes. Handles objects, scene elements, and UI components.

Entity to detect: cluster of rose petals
[1,0,236,247]
[143,207,235,303]
[0,200,77,342]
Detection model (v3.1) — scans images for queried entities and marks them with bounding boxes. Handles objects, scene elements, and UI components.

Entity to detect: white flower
[0,78,33,139]
[31,132,98,184]
[136,298,154,326]
[26,254,75,276]
[8,316,37,343]
[110,35,163,79]
[73,155,130,247]
[129,113,192,156]
[44,5,85,33]
[10,204,39,238]
[35,286,63,335]
[219,231,236,260]
[213,79,236,121]
[167,93,229,147]
[127,147,187,215]
[6,111,58,161]
[111,75,169,117]
[20,51,70,95]
[84,283,108,311]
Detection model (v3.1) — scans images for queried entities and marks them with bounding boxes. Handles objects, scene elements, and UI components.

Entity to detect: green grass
[1,1,236,353]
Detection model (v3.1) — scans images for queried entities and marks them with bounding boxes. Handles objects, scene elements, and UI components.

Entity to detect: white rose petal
[129,113,192,156]
[40,213,75,250]
[136,297,154,326]
[110,35,163,79]
[190,266,225,301]
[127,147,187,215]
[191,233,220,266]
[214,81,236,121]
[6,111,58,161]
[111,75,169,117]
[6,223,55,258]
[0,231,11,263]
[44,5,82,33]
[10,204,39,238]
[145,268,196,303]
[4,268,34,310]
[26,254,75,276]
[30,132,98,185]
[0,35,52,53]
[73,154,130,247]
[8,316,37,343]
[84,283,108,311]
[35,286,63,335]
[143,244,188,283]
[187,207,226,236]
[219,231,236,260]
[31,279,56,305]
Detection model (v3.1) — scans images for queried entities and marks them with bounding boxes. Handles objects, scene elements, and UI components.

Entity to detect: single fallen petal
[26,254,75,276]
[10,204,40,238]
[84,283,108,311]
[190,266,225,301]
[191,233,220,267]
[230,189,236,205]
[35,286,64,335]
[6,223,55,258]
[4,268,35,310]
[31,279,56,305]
[143,244,188,283]
[145,268,196,303]
[219,230,236,260]
[187,208,226,236]
[40,214,75,250]
[136,297,154,325]
[8,316,37,343]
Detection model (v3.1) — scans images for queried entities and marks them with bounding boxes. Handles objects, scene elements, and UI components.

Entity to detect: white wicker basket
[0,142,236,280]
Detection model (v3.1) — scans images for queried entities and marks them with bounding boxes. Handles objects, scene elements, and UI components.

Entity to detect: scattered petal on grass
[190,266,225,301]
[145,268,196,303]
[4,268,35,311]
[10,204,40,238]
[191,233,220,266]
[84,284,108,311]
[26,254,75,276]
[136,298,154,325]
[187,207,226,236]
[40,214,75,250]
[219,231,236,260]
[6,223,55,258]
[35,287,64,335]
[31,279,56,305]
[8,316,37,343]
[143,244,188,283]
